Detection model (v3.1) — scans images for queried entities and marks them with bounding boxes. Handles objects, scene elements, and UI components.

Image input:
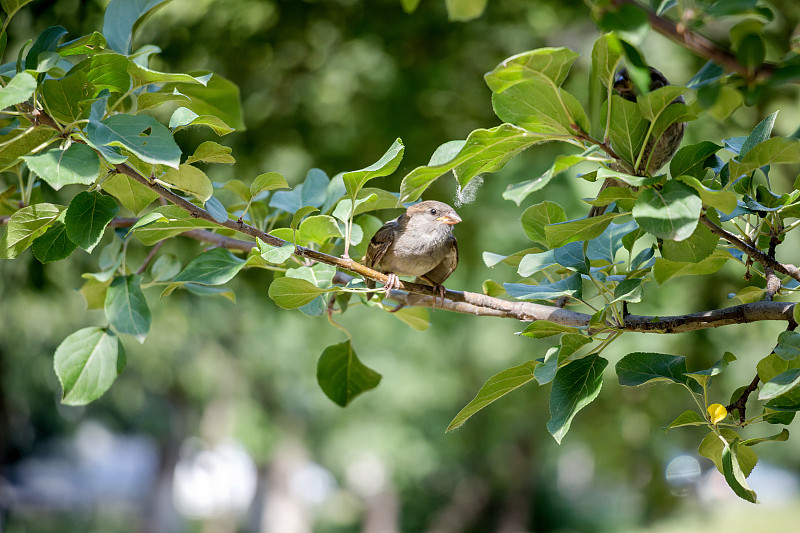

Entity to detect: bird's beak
[437,213,462,225]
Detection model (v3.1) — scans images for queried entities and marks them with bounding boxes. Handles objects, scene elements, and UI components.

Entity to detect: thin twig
[136,241,164,275]
[610,0,778,83]
[700,214,800,283]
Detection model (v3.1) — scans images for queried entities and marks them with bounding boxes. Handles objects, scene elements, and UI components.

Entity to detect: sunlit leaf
[54,327,125,405]
[447,361,538,431]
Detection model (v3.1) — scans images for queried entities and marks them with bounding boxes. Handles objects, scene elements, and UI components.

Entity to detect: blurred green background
[2,0,800,531]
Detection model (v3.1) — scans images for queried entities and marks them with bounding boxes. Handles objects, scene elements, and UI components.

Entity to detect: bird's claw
[383,273,400,296]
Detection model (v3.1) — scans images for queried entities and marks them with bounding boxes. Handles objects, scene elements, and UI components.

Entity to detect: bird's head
[614,67,672,102]
[406,200,461,228]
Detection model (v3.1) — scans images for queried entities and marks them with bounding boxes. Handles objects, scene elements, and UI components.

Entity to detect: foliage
[3,0,800,505]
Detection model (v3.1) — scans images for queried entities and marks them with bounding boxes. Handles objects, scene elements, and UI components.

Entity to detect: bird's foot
[431,284,446,309]
[383,273,400,296]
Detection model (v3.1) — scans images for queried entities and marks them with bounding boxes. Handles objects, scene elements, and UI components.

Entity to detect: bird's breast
[378,230,453,276]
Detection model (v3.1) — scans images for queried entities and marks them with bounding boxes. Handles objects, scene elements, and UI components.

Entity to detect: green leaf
[735,33,765,73]
[633,181,701,241]
[0,203,64,259]
[399,124,551,202]
[592,33,624,90]
[653,249,730,284]
[741,112,777,157]
[298,215,342,245]
[54,327,125,406]
[505,274,582,300]
[547,355,607,443]
[660,222,718,262]
[128,63,210,87]
[444,0,487,21]
[185,141,235,165]
[503,153,588,205]
[72,53,131,95]
[616,352,700,392]
[485,47,580,93]
[57,32,107,56]
[31,221,77,263]
[169,106,233,136]
[595,167,662,188]
[288,206,318,233]
[27,27,67,70]
[0,71,36,110]
[250,171,289,197]
[544,213,618,248]
[64,191,119,253]
[23,144,100,191]
[88,114,181,168]
[316,340,381,407]
[699,429,757,477]
[174,248,245,285]
[729,138,800,179]
[606,95,649,169]
[669,141,723,179]
[674,175,737,214]
[665,410,706,430]
[612,277,643,303]
[759,368,800,400]
[204,196,227,223]
[131,214,218,245]
[492,82,584,136]
[586,219,638,263]
[553,242,589,274]
[268,277,329,310]
[559,333,592,360]
[160,164,213,202]
[105,274,151,343]
[447,361,538,432]
[722,438,758,503]
[534,346,560,385]
[520,321,580,339]
[636,85,687,122]
[149,253,181,281]
[741,429,789,446]
[517,249,557,276]
[520,201,566,245]
[392,306,430,331]
[162,73,245,131]
[0,0,33,18]
[102,0,170,54]
[774,330,800,361]
[685,352,736,389]
[102,173,159,215]
[41,72,93,124]
[257,240,294,264]
[342,139,404,198]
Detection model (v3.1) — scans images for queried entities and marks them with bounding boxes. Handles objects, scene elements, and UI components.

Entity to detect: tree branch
[2,210,795,330]
[611,0,777,83]
[700,214,800,283]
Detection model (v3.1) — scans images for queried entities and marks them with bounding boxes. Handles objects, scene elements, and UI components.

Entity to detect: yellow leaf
[708,403,727,424]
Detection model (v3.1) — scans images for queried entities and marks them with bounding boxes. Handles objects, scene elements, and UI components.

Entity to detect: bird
[364,200,460,306]
[588,66,687,217]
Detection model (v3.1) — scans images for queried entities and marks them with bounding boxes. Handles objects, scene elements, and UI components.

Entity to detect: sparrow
[588,67,687,217]
[364,200,460,304]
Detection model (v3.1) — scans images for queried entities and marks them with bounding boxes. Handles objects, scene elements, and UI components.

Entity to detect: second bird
[589,67,687,217]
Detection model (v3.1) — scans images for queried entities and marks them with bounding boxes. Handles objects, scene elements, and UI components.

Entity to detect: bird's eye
[430,208,438,215]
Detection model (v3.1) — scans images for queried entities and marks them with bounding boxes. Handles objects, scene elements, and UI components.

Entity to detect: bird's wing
[365,220,397,269]
[419,235,458,286]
